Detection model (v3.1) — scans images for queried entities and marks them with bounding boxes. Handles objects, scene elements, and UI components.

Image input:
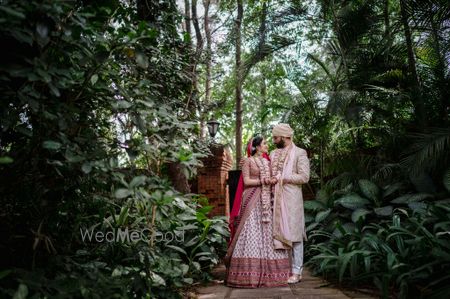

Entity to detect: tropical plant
[0,0,227,298]
[305,168,450,298]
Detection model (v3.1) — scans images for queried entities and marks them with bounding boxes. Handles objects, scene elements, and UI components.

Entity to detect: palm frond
[372,163,403,183]
[306,54,337,89]
[325,172,360,191]
[400,127,450,176]
[371,69,406,84]
[270,2,307,28]
[364,84,401,95]
[241,35,295,81]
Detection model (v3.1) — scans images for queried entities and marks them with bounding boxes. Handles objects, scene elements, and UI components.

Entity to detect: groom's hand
[270,177,278,185]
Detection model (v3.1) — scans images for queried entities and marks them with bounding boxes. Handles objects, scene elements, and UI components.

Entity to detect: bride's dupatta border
[224,186,261,268]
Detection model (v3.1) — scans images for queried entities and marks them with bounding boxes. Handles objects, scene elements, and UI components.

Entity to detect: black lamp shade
[207,120,220,138]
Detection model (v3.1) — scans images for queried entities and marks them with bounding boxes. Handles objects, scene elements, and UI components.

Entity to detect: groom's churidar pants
[291,241,304,275]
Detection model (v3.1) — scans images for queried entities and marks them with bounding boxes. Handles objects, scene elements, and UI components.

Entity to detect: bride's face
[257,139,269,154]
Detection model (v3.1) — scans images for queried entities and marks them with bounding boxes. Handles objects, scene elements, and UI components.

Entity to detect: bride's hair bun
[251,136,264,156]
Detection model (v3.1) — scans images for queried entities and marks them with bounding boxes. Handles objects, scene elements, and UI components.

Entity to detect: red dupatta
[228,138,270,246]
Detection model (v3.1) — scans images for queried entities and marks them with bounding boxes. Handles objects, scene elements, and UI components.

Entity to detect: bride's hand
[239,157,246,169]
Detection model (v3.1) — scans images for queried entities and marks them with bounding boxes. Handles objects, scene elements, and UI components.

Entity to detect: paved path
[194,265,377,299]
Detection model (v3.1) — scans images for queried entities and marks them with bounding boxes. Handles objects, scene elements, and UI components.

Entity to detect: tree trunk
[184,0,191,38]
[203,0,212,140]
[167,162,191,193]
[235,0,243,168]
[191,0,203,58]
[260,74,267,132]
[189,0,202,133]
[204,0,212,105]
[399,0,425,127]
[258,2,268,133]
[258,2,267,55]
[183,0,196,114]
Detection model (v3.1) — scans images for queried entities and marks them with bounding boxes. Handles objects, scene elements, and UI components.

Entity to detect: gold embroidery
[252,157,271,223]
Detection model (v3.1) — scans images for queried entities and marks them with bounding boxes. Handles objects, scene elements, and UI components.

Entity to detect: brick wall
[197,144,233,218]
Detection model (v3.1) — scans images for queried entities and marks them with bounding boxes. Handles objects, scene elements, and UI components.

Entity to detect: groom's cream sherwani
[270,143,310,249]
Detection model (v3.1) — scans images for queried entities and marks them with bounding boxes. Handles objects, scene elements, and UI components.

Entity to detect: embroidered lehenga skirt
[226,187,290,288]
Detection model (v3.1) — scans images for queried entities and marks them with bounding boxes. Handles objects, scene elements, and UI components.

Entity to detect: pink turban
[272,123,294,137]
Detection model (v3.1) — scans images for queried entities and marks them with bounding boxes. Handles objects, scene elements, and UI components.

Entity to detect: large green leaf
[42,140,62,150]
[150,272,166,287]
[374,206,393,217]
[305,213,315,223]
[391,193,432,204]
[358,179,379,201]
[0,156,14,164]
[315,209,331,223]
[315,189,329,204]
[332,222,356,237]
[351,208,371,223]
[335,194,370,210]
[129,175,147,188]
[114,188,131,199]
[408,202,428,214]
[382,182,406,198]
[304,200,326,211]
[166,245,187,256]
[306,222,320,232]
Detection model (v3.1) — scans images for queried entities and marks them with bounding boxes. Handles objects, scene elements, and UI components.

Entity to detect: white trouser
[291,241,304,275]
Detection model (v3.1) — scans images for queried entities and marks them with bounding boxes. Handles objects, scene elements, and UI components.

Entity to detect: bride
[225,136,290,288]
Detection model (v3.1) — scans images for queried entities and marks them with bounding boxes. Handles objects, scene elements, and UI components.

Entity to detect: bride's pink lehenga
[225,155,290,288]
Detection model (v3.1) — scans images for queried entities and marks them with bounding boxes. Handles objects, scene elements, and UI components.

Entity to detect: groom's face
[272,136,285,148]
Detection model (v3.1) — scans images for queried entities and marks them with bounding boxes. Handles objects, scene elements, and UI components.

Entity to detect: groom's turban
[272,123,294,137]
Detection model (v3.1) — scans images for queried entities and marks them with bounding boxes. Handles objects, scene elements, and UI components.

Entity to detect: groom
[269,123,310,284]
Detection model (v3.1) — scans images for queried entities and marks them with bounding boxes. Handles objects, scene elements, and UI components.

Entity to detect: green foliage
[305,170,450,298]
[0,0,224,298]
[1,183,228,298]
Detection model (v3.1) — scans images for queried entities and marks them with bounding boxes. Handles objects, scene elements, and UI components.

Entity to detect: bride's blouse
[242,157,262,187]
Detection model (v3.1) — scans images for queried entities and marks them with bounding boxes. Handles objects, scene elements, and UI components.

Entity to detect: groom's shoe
[287,274,302,284]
